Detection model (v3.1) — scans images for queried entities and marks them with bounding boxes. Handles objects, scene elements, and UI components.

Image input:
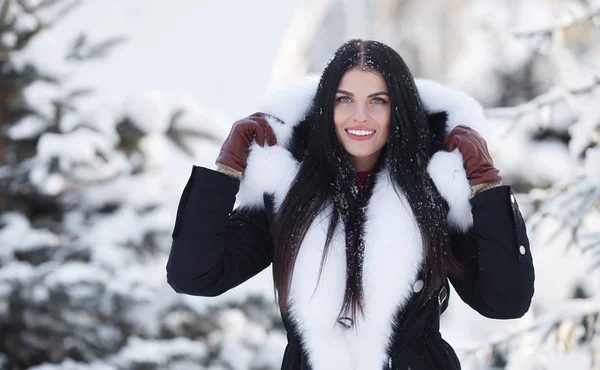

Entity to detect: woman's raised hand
[215,113,278,179]
[443,125,502,195]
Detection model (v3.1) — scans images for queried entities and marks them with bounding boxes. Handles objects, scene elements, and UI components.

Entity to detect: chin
[345,147,379,158]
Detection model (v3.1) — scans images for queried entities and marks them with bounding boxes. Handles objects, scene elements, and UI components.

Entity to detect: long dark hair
[273,39,469,324]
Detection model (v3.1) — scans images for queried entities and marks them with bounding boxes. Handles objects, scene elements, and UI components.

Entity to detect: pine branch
[524,176,600,276]
[21,0,83,28]
[0,0,11,29]
[65,33,127,61]
[483,72,600,155]
[514,3,600,39]
[456,298,600,357]
[34,0,66,10]
[486,72,600,122]
[528,179,599,229]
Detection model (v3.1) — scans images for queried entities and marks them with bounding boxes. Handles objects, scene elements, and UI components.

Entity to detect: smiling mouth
[345,129,376,140]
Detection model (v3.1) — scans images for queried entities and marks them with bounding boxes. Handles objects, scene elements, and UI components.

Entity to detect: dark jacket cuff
[171,165,240,239]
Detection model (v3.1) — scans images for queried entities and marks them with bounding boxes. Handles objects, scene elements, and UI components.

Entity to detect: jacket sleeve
[166,166,274,297]
[448,185,535,319]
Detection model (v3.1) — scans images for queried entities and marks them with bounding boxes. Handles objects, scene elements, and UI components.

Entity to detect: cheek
[334,106,350,129]
[372,108,391,135]
[377,126,390,147]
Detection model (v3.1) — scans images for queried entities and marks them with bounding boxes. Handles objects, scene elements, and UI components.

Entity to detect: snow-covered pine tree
[1,1,286,369]
[453,3,600,368]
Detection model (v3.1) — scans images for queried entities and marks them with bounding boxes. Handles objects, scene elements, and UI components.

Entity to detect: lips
[345,127,376,141]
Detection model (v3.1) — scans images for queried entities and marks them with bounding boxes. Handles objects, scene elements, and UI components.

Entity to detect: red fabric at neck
[357,171,369,185]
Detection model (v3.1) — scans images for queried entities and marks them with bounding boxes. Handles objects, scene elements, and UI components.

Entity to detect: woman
[166,40,534,370]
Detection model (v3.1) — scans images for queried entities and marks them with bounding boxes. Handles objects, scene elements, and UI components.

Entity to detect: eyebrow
[336,90,390,98]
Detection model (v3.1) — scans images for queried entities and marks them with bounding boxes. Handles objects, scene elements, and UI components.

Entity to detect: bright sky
[46,0,299,120]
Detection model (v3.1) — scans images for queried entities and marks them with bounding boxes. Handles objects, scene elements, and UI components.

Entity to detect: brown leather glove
[443,125,502,192]
[215,113,277,179]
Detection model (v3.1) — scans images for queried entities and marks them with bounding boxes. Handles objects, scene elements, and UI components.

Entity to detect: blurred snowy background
[0,0,599,369]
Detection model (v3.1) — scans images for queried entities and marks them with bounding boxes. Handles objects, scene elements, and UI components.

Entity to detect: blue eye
[336,96,351,103]
[372,97,388,104]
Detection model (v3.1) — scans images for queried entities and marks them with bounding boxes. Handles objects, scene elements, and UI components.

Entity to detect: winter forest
[0,0,599,369]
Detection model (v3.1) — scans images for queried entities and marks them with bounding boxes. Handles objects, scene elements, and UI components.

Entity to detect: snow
[36,129,115,165]
[12,27,68,78]
[569,91,600,158]
[23,81,61,119]
[585,147,600,185]
[75,172,163,209]
[0,213,60,261]
[7,115,49,141]
[28,128,122,194]
[14,12,38,34]
[111,337,208,368]
[1,31,17,49]
[487,121,576,187]
[137,133,170,169]
[0,262,35,291]
[43,262,110,289]
[28,360,117,370]
[251,331,287,369]
[170,95,231,140]
[121,90,171,135]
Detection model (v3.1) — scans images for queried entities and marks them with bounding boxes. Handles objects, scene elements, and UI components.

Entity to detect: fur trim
[288,169,424,370]
[235,75,319,210]
[234,145,299,210]
[427,150,473,232]
[415,79,489,140]
[255,75,320,148]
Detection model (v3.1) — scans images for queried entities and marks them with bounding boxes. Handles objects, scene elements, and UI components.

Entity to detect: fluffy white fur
[415,79,489,140]
[255,75,321,148]
[235,76,319,210]
[234,144,299,210]
[233,76,487,369]
[288,168,424,370]
[426,149,474,233]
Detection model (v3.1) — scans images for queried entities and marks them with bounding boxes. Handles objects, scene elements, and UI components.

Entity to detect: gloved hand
[215,113,278,179]
[443,125,502,197]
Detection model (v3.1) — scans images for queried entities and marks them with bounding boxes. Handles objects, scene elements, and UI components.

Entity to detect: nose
[352,106,368,124]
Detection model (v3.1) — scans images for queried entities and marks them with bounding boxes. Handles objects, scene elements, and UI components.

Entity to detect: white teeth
[347,129,375,136]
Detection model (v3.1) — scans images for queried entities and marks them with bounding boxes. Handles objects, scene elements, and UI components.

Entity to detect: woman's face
[334,66,391,172]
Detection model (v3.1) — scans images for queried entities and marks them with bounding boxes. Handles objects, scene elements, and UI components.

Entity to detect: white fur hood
[235,75,488,233]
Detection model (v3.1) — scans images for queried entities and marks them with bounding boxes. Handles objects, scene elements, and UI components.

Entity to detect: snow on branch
[456,298,600,358]
[485,72,600,162]
[513,3,600,39]
[486,73,600,122]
